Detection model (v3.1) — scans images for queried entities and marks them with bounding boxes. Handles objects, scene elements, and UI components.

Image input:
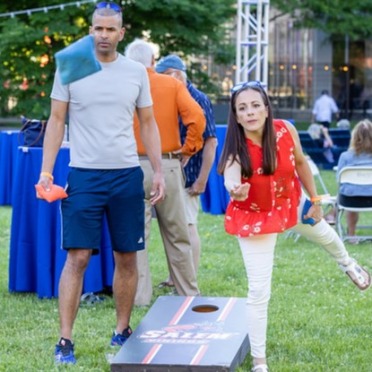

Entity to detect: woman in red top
[218,82,370,372]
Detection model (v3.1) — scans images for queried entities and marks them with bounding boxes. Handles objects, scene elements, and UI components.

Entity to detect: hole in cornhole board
[192,304,219,313]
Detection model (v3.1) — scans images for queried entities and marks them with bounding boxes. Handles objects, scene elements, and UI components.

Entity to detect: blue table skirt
[2,127,230,214]
[8,125,231,297]
[0,131,23,205]
[8,147,114,298]
[200,125,229,215]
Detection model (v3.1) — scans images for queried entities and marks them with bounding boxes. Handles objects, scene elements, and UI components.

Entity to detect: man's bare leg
[59,249,92,340]
[113,251,138,333]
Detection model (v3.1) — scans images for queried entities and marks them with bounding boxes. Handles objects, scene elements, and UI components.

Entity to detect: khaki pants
[134,158,199,306]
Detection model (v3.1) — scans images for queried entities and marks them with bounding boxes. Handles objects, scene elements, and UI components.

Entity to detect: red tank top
[225,119,301,237]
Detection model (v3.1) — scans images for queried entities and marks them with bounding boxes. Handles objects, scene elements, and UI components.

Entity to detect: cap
[155,54,186,73]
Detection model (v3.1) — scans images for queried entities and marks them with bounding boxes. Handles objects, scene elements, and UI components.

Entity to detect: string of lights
[0,0,98,18]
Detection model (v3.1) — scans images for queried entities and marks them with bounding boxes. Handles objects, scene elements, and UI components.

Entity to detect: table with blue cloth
[8,146,114,298]
[0,130,23,205]
[200,124,229,215]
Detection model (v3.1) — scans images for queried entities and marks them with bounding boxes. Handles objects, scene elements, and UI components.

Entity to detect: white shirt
[312,94,339,123]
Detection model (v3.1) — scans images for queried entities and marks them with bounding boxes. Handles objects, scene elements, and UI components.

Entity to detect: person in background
[125,40,206,305]
[37,3,165,364]
[337,119,372,239]
[217,81,370,372]
[312,89,339,129]
[155,54,217,286]
[307,122,335,164]
[336,118,351,130]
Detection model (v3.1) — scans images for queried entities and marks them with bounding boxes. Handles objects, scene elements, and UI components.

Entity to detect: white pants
[238,192,351,358]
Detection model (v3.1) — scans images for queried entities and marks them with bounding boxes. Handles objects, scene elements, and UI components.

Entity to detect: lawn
[0,170,371,371]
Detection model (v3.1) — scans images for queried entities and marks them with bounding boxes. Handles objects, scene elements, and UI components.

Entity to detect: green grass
[0,171,372,371]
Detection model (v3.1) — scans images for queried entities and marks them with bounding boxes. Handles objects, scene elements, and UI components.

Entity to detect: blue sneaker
[55,337,76,364]
[110,326,132,346]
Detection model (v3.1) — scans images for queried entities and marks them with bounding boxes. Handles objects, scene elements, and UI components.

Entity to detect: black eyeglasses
[95,2,122,13]
[231,80,263,93]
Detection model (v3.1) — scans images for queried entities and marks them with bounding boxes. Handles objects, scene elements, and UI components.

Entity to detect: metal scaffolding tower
[235,0,270,85]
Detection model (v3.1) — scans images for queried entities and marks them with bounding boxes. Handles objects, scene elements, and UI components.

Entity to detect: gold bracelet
[40,171,54,181]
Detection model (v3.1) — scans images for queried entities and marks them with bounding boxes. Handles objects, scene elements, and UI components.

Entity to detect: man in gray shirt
[37,2,165,364]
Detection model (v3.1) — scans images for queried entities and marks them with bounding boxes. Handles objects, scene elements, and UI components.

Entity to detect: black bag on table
[20,116,48,147]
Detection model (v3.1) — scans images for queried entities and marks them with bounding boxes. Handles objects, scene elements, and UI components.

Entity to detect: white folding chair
[285,156,337,242]
[306,157,337,216]
[336,166,372,243]
[285,157,337,242]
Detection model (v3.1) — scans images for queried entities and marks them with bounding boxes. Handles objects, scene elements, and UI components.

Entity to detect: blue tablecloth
[200,125,229,215]
[8,147,114,298]
[0,130,23,205]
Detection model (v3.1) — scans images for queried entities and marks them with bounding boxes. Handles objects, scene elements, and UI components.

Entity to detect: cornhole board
[111,296,250,371]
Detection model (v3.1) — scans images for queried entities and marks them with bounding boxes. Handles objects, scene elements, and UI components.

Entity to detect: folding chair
[336,166,372,243]
[285,157,337,242]
[306,157,337,216]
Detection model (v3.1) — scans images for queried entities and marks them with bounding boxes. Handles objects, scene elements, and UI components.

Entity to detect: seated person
[337,119,372,238]
[307,123,335,163]
[336,119,351,130]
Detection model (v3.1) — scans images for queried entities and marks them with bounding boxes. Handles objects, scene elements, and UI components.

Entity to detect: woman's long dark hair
[217,85,276,178]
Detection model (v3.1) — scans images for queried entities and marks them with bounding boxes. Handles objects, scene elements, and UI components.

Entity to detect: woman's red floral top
[225,119,301,237]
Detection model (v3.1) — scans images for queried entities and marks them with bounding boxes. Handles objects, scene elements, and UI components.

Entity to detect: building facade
[267,11,372,123]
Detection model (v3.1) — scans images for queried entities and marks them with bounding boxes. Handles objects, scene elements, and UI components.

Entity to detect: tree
[0,0,236,118]
[270,0,372,40]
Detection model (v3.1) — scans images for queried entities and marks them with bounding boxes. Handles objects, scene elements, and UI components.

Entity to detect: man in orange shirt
[125,39,206,305]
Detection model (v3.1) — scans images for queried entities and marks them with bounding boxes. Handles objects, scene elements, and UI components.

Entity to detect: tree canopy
[271,0,372,40]
[0,0,236,118]
[0,0,370,118]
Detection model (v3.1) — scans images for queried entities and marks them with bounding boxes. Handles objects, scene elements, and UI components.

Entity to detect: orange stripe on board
[141,297,194,364]
[190,344,209,365]
[217,297,237,322]
[141,344,162,364]
[169,296,194,325]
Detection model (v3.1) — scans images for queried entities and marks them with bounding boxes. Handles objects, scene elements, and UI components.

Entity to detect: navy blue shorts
[61,167,145,253]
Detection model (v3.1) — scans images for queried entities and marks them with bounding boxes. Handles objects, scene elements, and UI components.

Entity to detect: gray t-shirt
[51,54,152,169]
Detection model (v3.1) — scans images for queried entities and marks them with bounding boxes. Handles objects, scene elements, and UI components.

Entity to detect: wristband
[310,196,322,206]
[40,171,54,181]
